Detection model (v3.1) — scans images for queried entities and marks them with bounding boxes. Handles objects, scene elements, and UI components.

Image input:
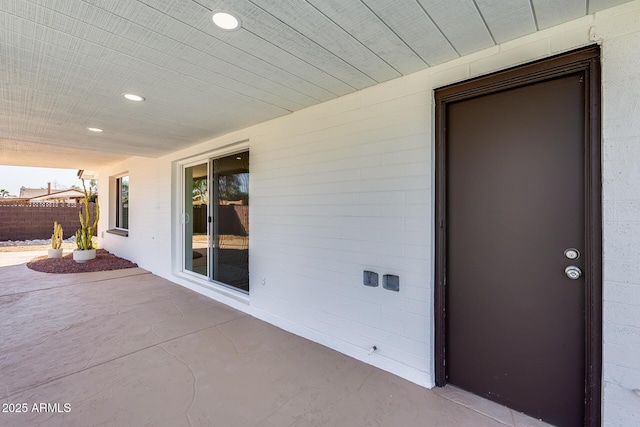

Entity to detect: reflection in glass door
[184,162,209,276]
[211,152,249,293]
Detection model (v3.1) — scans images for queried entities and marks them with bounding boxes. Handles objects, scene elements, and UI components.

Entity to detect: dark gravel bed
[27,249,138,273]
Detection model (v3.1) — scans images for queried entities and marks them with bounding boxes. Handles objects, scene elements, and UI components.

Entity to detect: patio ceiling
[0,0,632,170]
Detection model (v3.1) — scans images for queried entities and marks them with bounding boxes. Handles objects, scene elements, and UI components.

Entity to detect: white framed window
[116,175,129,230]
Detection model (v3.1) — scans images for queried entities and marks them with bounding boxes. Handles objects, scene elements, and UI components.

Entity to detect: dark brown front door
[435,48,602,427]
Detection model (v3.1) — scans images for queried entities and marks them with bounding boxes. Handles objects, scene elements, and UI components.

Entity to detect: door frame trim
[433,46,602,426]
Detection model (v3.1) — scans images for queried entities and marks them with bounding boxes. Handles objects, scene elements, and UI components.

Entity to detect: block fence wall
[0,203,97,241]
[192,205,249,235]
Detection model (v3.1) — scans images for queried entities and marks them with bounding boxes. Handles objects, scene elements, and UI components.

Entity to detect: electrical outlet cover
[383,274,399,292]
[363,271,379,287]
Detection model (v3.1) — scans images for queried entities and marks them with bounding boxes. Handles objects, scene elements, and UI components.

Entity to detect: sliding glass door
[211,152,249,292]
[182,152,249,293]
[184,162,209,277]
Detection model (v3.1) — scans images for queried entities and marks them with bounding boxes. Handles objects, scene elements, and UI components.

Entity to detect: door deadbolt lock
[565,266,582,280]
[564,248,580,260]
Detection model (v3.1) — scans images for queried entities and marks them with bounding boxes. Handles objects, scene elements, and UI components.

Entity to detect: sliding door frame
[176,141,250,293]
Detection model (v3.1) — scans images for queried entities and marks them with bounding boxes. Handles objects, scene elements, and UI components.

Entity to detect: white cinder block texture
[599,2,640,425]
[95,2,640,425]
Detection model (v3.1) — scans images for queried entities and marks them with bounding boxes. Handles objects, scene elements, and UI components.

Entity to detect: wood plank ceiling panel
[227,0,399,85]
[129,0,351,98]
[0,25,283,123]
[151,0,358,100]
[416,0,495,56]
[0,45,279,119]
[190,0,376,92]
[81,0,334,105]
[475,0,537,43]
[362,0,459,66]
[1,0,636,167]
[531,0,586,29]
[7,0,312,113]
[304,0,427,75]
[0,12,289,155]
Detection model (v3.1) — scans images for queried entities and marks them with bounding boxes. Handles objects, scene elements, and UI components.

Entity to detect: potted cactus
[73,179,100,263]
[47,221,64,258]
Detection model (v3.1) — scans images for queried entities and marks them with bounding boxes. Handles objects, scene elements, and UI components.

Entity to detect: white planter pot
[48,248,63,259]
[73,249,96,263]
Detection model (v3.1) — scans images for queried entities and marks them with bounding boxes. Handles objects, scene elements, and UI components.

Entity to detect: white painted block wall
[97,2,640,424]
[247,75,434,384]
[596,4,640,427]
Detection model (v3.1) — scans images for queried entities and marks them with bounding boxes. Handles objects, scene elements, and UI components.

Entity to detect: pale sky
[0,166,82,197]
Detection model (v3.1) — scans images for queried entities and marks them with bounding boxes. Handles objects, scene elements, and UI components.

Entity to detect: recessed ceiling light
[212,12,241,30]
[87,127,103,132]
[123,93,145,101]
[236,156,242,160]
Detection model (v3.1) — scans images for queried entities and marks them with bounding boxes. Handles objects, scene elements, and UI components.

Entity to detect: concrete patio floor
[0,254,553,426]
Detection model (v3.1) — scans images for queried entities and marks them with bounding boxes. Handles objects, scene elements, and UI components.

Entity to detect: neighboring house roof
[19,187,50,198]
[29,189,85,202]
